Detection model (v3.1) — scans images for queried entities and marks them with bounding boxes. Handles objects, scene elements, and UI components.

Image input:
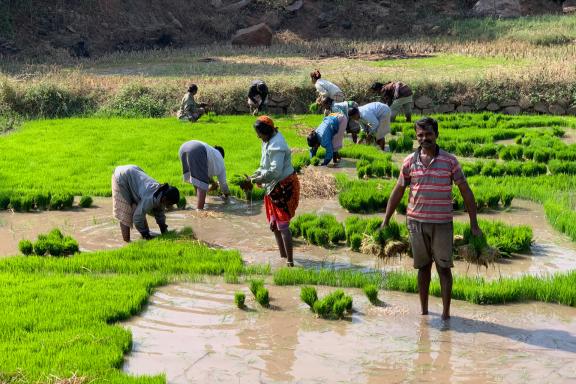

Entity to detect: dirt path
[122,282,576,383]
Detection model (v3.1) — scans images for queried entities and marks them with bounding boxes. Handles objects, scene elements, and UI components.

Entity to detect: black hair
[310,69,321,81]
[370,82,384,91]
[214,145,225,158]
[156,184,180,205]
[348,107,359,117]
[188,84,198,93]
[307,131,320,148]
[254,120,275,137]
[414,117,439,136]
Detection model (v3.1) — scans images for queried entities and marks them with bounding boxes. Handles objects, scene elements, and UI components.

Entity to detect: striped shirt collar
[415,145,441,165]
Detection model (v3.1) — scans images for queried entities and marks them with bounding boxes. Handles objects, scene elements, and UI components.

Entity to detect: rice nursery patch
[299,286,353,319]
[363,284,379,305]
[0,116,312,204]
[290,213,345,247]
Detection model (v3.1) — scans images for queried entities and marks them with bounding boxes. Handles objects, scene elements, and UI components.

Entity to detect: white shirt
[315,79,344,99]
[203,143,230,194]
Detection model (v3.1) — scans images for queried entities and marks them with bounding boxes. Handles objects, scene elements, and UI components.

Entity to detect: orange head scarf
[257,115,275,129]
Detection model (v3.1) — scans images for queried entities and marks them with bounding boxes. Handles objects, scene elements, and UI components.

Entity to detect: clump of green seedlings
[4,192,57,212]
[290,213,345,247]
[387,134,413,153]
[454,219,533,259]
[249,279,269,307]
[300,286,353,319]
[19,229,79,257]
[234,291,246,309]
[337,177,405,214]
[363,284,379,305]
[49,193,74,210]
[79,196,93,208]
[356,159,399,179]
[229,174,254,200]
[345,216,407,257]
[177,196,187,209]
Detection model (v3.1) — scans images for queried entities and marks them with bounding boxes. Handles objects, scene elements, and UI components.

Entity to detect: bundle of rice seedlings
[360,234,383,256]
[383,240,409,258]
[457,244,500,267]
[453,234,466,248]
[234,292,246,309]
[299,166,338,199]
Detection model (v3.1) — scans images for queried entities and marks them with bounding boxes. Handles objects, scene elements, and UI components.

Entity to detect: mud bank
[123,283,576,383]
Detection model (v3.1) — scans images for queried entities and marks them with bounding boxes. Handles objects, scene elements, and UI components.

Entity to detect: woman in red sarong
[250,116,300,267]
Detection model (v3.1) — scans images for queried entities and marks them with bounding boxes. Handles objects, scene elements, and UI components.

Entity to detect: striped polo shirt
[399,146,466,223]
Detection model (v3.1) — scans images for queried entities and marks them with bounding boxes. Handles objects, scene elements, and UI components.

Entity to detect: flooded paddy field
[1,195,575,278]
[123,282,576,383]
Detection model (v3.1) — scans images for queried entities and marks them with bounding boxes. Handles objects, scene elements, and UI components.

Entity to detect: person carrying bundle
[247,79,269,115]
[112,165,180,242]
[370,81,413,122]
[177,83,207,122]
[348,102,391,151]
[249,116,300,267]
[307,113,347,166]
[381,117,482,320]
[178,140,230,210]
[310,69,345,111]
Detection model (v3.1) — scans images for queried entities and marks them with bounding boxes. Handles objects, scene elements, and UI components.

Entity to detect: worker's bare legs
[196,187,207,209]
[436,264,453,320]
[406,113,412,123]
[120,223,131,242]
[376,138,386,151]
[280,226,293,266]
[351,132,358,144]
[273,229,288,259]
[418,262,433,315]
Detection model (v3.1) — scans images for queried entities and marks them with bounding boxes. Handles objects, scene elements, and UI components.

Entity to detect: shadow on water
[433,315,576,354]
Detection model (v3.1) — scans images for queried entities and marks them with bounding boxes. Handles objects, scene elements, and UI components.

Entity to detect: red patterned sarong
[264,173,300,225]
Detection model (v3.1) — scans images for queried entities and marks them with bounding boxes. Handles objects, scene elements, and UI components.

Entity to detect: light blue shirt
[252,132,294,195]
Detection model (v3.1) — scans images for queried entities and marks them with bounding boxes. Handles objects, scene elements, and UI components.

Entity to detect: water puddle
[122,282,576,383]
[1,196,575,277]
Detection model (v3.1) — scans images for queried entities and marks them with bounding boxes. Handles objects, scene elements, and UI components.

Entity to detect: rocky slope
[0,0,564,58]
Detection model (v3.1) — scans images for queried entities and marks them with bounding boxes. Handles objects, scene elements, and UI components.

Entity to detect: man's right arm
[383,181,407,226]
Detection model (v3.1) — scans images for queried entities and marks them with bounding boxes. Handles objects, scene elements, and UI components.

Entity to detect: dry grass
[298,166,338,199]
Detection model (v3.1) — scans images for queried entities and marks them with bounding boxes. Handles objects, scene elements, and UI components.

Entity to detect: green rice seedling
[533,149,552,163]
[311,289,353,319]
[498,145,523,161]
[225,272,239,284]
[79,196,93,208]
[521,161,547,176]
[274,267,384,288]
[310,157,321,166]
[0,193,10,210]
[249,279,264,296]
[234,291,245,308]
[363,284,379,304]
[548,160,576,175]
[388,138,398,153]
[33,193,51,210]
[177,196,187,209]
[255,287,270,307]
[300,286,318,309]
[62,236,79,255]
[349,234,363,251]
[292,153,311,173]
[456,142,474,157]
[501,192,514,207]
[33,239,48,256]
[456,219,532,255]
[486,194,501,209]
[18,240,34,256]
[49,193,74,210]
[473,144,500,158]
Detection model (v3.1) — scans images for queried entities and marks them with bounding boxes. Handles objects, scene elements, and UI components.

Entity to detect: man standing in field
[370,81,413,122]
[382,117,482,320]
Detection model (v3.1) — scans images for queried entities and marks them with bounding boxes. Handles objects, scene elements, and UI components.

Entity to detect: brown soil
[122,282,576,383]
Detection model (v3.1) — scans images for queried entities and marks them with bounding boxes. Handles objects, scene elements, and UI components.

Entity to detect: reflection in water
[123,284,576,383]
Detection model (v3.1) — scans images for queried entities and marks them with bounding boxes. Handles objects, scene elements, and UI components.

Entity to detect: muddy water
[123,283,576,383]
[1,195,576,277]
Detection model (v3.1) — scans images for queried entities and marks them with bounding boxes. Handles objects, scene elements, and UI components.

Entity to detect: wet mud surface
[1,194,576,278]
[123,283,576,383]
